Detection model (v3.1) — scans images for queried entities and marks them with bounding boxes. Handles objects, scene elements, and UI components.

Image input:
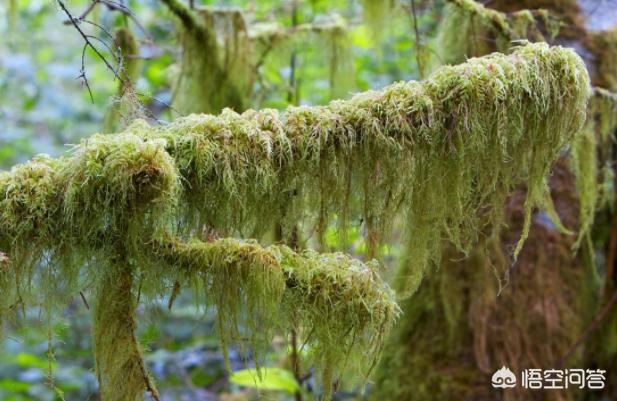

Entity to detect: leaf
[0,379,31,392]
[14,353,55,370]
[229,367,300,394]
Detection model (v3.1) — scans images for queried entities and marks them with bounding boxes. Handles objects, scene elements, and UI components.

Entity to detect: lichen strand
[151,237,398,395]
[93,262,159,401]
[172,7,252,115]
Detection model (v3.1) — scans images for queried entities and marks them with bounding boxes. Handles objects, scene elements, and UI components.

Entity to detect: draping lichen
[0,43,591,400]
[570,89,617,246]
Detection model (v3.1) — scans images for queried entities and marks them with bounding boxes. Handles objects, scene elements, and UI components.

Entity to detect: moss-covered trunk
[93,260,158,401]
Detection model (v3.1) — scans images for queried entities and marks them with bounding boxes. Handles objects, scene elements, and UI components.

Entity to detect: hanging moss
[102,28,143,134]
[437,0,616,245]
[437,0,560,67]
[152,236,398,394]
[0,43,590,400]
[249,19,357,102]
[169,6,253,115]
[164,0,358,114]
[570,89,617,245]
[361,0,397,44]
[1,43,591,298]
[373,223,598,401]
[487,0,617,93]
[376,3,617,400]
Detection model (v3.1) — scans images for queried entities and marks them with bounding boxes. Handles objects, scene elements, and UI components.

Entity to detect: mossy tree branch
[159,0,200,33]
[0,43,591,400]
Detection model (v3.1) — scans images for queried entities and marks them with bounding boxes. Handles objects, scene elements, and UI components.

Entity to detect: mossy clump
[61,133,179,250]
[153,237,398,396]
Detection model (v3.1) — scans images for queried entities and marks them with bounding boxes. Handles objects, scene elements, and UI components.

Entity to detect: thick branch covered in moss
[0,42,590,399]
[0,43,590,295]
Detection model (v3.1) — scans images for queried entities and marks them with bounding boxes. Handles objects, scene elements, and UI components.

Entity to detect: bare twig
[57,0,124,101]
[63,0,151,40]
[558,289,617,367]
[79,291,90,310]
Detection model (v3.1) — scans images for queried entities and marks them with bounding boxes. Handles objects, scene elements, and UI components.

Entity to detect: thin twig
[57,0,124,101]
[558,289,617,367]
[79,291,90,310]
[63,0,151,40]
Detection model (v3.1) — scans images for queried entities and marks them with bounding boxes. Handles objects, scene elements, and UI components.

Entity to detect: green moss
[103,28,143,134]
[171,7,253,115]
[437,0,560,66]
[152,236,398,393]
[0,43,591,400]
[93,262,159,401]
